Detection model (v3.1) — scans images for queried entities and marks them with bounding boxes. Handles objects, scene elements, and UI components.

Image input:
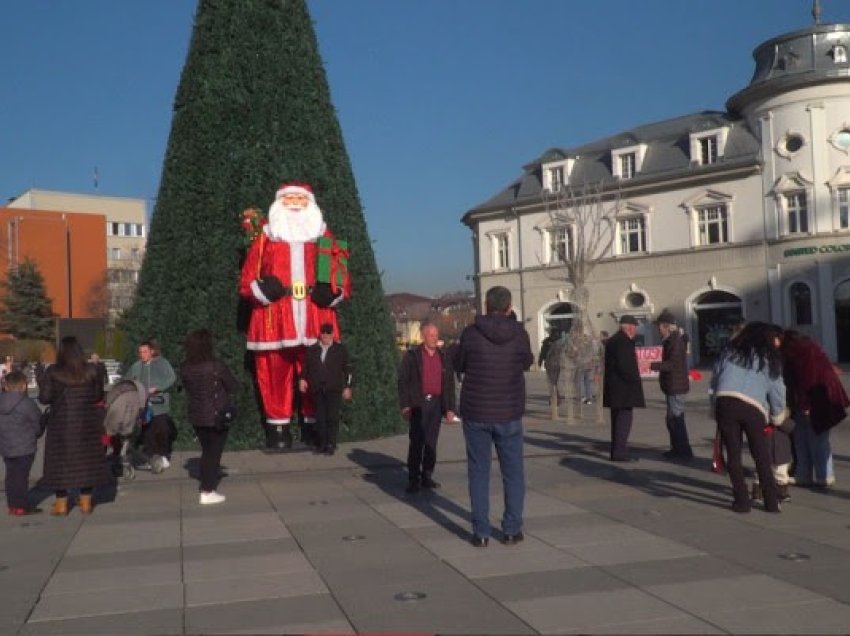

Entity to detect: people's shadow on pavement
[524,428,732,510]
[347,448,472,541]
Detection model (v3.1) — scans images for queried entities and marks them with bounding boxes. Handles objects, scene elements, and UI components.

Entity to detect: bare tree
[540,181,621,421]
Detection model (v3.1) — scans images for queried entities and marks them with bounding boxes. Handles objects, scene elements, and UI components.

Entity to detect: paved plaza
[2,372,850,634]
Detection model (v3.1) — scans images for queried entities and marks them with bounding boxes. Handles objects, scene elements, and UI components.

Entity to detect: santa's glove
[311,282,343,308]
[257,276,286,302]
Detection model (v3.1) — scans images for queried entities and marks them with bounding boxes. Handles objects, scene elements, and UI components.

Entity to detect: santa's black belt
[280,284,313,299]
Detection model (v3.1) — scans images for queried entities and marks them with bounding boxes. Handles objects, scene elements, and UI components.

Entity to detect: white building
[463,21,850,365]
[7,189,147,322]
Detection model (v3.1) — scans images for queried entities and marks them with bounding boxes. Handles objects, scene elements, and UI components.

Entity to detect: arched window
[789,282,812,326]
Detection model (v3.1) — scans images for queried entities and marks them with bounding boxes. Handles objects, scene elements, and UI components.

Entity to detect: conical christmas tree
[122,0,400,448]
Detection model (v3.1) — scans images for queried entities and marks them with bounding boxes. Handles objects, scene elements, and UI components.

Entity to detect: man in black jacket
[454,286,533,547]
[649,310,692,460]
[398,323,456,494]
[299,323,352,455]
[603,315,646,462]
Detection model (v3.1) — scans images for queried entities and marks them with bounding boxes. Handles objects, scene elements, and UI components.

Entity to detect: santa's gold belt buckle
[291,281,307,300]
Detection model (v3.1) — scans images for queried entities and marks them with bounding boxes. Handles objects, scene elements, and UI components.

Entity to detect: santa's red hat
[275,182,315,202]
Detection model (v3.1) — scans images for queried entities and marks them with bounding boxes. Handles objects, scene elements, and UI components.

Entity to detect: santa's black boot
[281,425,293,450]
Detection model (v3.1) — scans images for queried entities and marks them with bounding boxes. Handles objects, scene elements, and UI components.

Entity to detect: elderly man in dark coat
[603,315,646,462]
[649,310,692,460]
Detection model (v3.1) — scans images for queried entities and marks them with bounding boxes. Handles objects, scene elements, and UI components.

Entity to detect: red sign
[636,346,662,377]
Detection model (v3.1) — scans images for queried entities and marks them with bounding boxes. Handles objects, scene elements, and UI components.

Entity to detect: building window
[111,247,122,260]
[699,136,718,165]
[789,282,812,326]
[493,233,510,270]
[831,44,847,64]
[697,205,729,245]
[548,166,564,192]
[619,153,636,180]
[786,191,809,234]
[548,227,571,263]
[839,188,850,230]
[618,217,647,254]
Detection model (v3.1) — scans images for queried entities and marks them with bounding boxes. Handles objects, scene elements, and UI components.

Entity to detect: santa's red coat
[240,229,345,349]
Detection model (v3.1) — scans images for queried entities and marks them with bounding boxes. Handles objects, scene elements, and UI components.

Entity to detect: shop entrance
[834,279,850,362]
[692,290,743,364]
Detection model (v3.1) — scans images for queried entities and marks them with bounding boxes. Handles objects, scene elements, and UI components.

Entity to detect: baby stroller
[103,379,149,480]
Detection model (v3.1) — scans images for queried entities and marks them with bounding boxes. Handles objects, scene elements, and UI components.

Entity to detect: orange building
[0,207,107,320]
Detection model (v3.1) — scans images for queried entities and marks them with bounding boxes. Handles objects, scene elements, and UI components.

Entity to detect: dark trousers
[407,398,442,482]
[716,397,779,512]
[4,454,35,508]
[610,407,633,460]
[194,427,228,492]
[313,388,342,450]
[143,414,172,458]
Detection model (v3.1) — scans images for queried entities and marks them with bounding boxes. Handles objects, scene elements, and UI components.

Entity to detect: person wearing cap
[239,182,350,451]
[649,310,693,460]
[603,315,646,462]
[398,323,456,494]
[299,323,353,455]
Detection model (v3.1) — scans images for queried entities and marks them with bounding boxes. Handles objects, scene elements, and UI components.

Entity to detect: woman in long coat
[39,336,111,515]
[180,329,237,505]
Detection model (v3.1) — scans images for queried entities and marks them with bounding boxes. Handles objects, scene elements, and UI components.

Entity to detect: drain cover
[342,534,366,542]
[779,552,811,561]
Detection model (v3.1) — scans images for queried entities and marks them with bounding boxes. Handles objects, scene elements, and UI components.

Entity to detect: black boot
[281,425,293,450]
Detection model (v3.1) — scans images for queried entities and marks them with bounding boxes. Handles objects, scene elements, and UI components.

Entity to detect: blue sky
[0,1,845,295]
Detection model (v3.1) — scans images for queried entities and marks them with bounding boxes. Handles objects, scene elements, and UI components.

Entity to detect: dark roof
[465,111,760,220]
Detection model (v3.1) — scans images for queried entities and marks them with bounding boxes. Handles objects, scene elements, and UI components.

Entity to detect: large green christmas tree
[0,258,56,341]
[122,0,400,448]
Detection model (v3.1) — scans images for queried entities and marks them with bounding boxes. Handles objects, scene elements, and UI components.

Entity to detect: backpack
[103,379,147,436]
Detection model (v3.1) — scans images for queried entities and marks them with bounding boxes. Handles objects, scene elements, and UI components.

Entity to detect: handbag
[711,427,726,474]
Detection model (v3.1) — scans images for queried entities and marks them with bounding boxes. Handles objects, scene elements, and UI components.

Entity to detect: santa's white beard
[266,199,326,242]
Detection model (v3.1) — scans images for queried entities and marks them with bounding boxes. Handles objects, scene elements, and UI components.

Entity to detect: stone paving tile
[184,593,350,634]
[182,536,295,561]
[409,524,551,559]
[185,569,328,606]
[183,550,315,582]
[42,561,180,596]
[606,554,755,588]
[18,608,183,635]
[707,598,850,634]
[506,587,693,634]
[287,516,419,552]
[563,536,705,566]
[28,582,183,622]
[645,574,823,614]
[532,520,664,547]
[476,566,631,602]
[276,497,380,523]
[445,545,589,579]
[182,511,290,546]
[566,614,724,635]
[65,519,181,555]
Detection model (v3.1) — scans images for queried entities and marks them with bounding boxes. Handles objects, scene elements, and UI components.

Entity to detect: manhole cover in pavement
[779,552,811,561]
[394,591,427,602]
[342,534,366,542]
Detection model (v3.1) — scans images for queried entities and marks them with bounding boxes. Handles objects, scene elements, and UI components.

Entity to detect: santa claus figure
[240,182,350,449]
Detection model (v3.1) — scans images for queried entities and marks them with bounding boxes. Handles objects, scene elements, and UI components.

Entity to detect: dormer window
[541,158,573,192]
[611,144,646,180]
[690,127,729,166]
[549,166,565,191]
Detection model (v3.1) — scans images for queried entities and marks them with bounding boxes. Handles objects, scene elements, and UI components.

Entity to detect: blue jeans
[575,367,595,401]
[462,419,525,538]
[665,394,692,454]
[792,411,834,484]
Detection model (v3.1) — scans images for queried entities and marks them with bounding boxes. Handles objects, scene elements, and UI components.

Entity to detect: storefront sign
[784,244,850,258]
[636,346,661,378]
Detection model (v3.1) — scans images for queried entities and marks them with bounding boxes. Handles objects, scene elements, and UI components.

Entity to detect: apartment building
[463,21,850,364]
[7,189,147,322]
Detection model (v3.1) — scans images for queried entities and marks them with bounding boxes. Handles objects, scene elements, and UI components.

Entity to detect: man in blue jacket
[454,286,533,547]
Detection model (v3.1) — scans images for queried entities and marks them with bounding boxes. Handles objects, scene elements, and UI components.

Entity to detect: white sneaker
[160,456,171,469]
[199,491,225,505]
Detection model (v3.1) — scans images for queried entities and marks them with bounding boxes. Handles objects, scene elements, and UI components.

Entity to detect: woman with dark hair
[180,329,237,505]
[38,336,112,515]
[780,329,849,488]
[710,321,786,513]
